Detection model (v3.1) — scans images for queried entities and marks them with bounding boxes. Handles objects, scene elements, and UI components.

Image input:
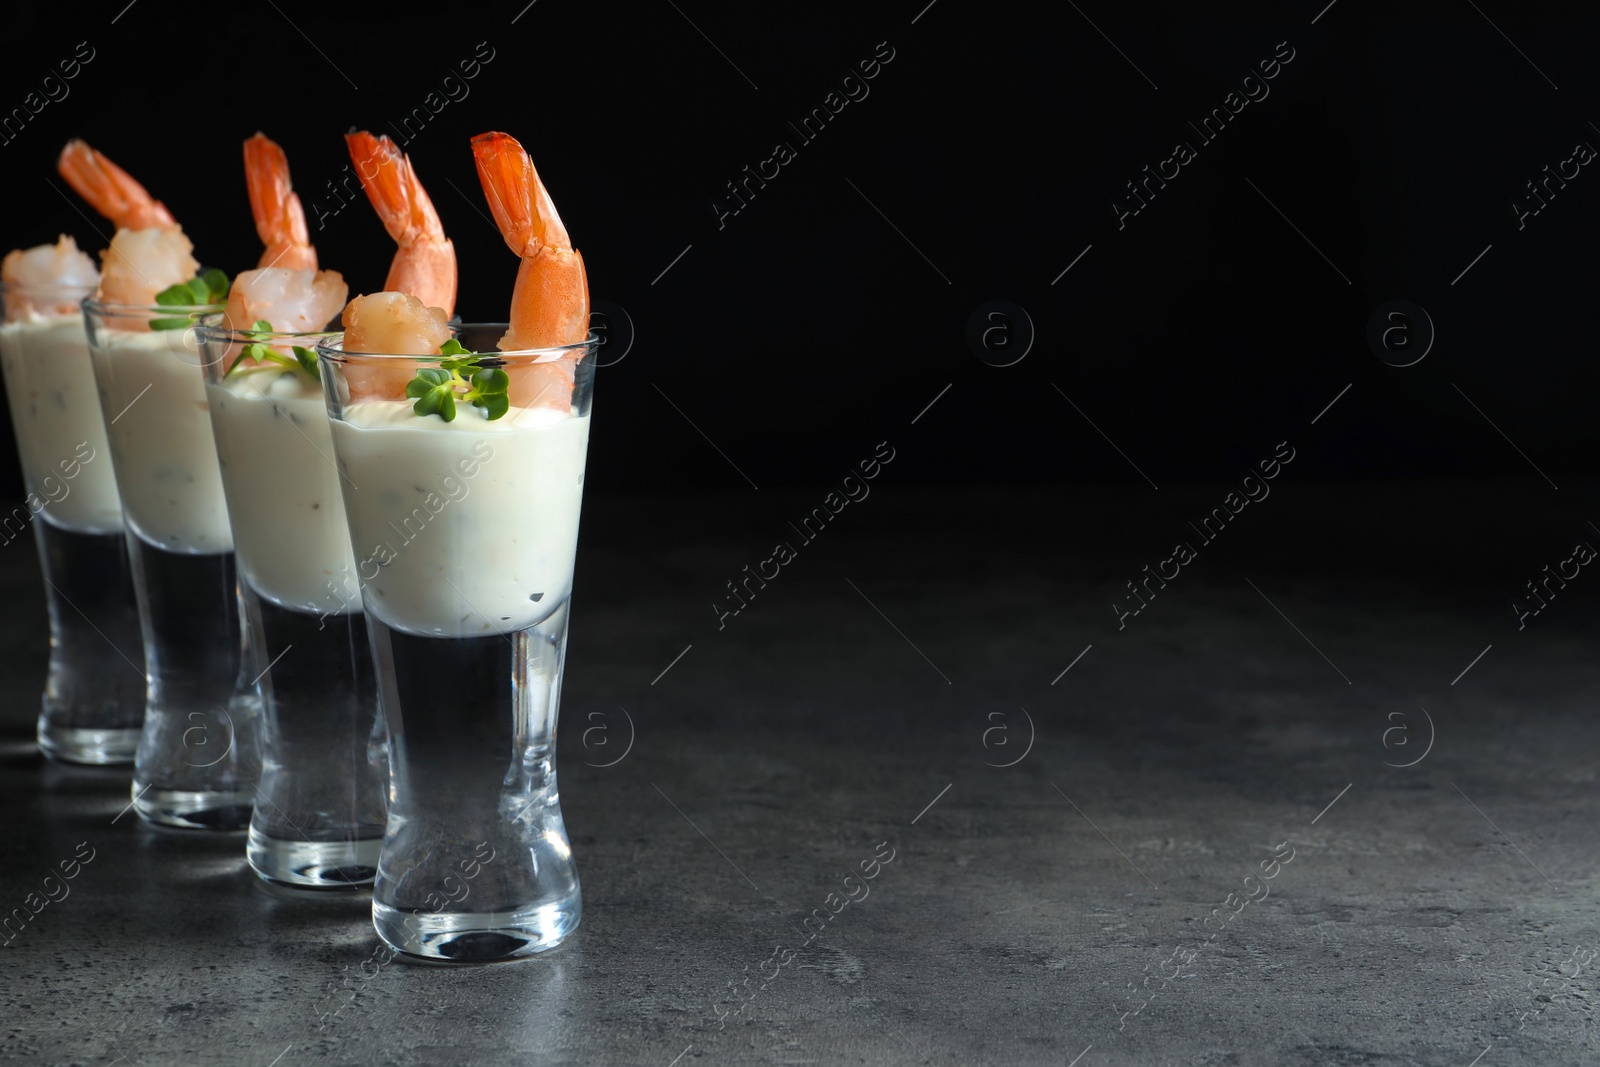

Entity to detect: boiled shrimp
[338,291,452,400]
[56,139,197,306]
[223,134,345,334]
[345,131,456,315]
[222,269,347,335]
[470,131,589,411]
[57,140,172,230]
[341,291,451,355]
[1,235,99,320]
[244,133,315,271]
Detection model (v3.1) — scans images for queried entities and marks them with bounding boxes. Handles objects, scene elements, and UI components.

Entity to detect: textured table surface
[0,483,1596,1066]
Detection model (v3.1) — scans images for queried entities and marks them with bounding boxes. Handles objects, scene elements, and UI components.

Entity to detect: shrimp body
[1,235,99,319]
[223,268,347,334]
[341,291,450,355]
[2,234,99,289]
[339,291,452,401]
[244,133,315,272]
[346,132,456,315]
[57,140,198,306]
[471,131,588,411]
[100,227,199,306]
[225,134,344,332]
[57,140,174,231]
[470,132,589,352]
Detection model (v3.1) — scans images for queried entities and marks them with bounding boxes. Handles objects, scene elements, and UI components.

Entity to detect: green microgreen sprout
[151,268,229,330]
[223,318,321,383]
[403,338,509,422]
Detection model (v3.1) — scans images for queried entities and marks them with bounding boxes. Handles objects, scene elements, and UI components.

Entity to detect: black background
[2,7,1600,1059]
[0,0,1594,495]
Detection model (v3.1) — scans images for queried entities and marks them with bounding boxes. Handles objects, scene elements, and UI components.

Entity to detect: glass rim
[194,323,341,344]
[83,298,225,316]
[316,326,599,362]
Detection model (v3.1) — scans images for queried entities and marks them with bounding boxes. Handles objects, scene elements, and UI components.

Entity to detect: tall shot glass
[84,301,261,829]
[198,323,385,886]
[0,282,143,763]
[318,325,596,960]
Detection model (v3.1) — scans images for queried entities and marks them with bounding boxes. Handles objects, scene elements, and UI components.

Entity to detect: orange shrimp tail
[243,133,315,271]
[57,139,175,231]
[383,240,456,318]
[471,131,589,361]
[344,131,407,237]
[346,130,457,314]
[507,246,590,351]
[470,131,571,258]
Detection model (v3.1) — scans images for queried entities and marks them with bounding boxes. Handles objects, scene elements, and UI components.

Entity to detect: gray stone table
[0,483,1596,1066]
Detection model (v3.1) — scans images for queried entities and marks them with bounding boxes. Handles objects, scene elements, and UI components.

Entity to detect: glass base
[372,894,581,961]
[37,724,140,765]
[32,524,145,762]
[124,539,262,831]
[243,595,386,891]
[369,610,583,965]
[133,785,253,830]
[247,826,380,888]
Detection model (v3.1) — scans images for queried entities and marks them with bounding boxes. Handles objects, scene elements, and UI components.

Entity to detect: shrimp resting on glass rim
[244,133,316,273]
[346,131,456,316]
[224,133,346,336]
[471,130,590,411]
[56,139,199,307]
[337,290,452,401]
[1,235,100,321]
[338,131,587,414]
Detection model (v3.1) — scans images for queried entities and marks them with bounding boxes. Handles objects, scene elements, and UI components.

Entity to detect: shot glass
[198,323,385,887]
[84,300,261,829]
[318,324,596,960]
[0,282,143,763]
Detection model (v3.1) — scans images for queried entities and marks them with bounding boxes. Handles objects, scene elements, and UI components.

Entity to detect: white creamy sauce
[0,315,124,533]
[89,328,232,553]
[207,369,359,613]
[329,400,590,637]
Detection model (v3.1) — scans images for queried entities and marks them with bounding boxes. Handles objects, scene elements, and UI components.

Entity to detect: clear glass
[197,322,385,886]
[83,301,261,829]
[0,283,143,763]
[317,324,597,960]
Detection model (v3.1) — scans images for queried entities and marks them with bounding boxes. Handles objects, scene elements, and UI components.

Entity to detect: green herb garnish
[293,345,321,381]
[406,368,456,420]
[403,341,509,422]
[222,318,320,383]
[151,268,231,330]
